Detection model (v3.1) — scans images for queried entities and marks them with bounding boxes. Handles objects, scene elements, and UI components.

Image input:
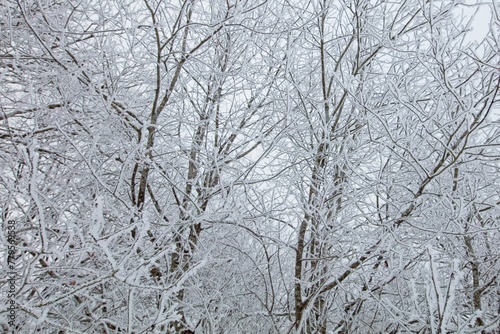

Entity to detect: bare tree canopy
[1,0,499,333]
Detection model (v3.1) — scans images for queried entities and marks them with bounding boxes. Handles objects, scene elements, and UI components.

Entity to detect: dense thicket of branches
[1,0,499,333]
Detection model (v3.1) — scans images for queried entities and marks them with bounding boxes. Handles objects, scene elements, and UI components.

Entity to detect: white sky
[456,0,495,45]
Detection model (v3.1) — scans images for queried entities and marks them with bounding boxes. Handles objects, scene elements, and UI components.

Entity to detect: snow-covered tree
[1,0,498,333]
